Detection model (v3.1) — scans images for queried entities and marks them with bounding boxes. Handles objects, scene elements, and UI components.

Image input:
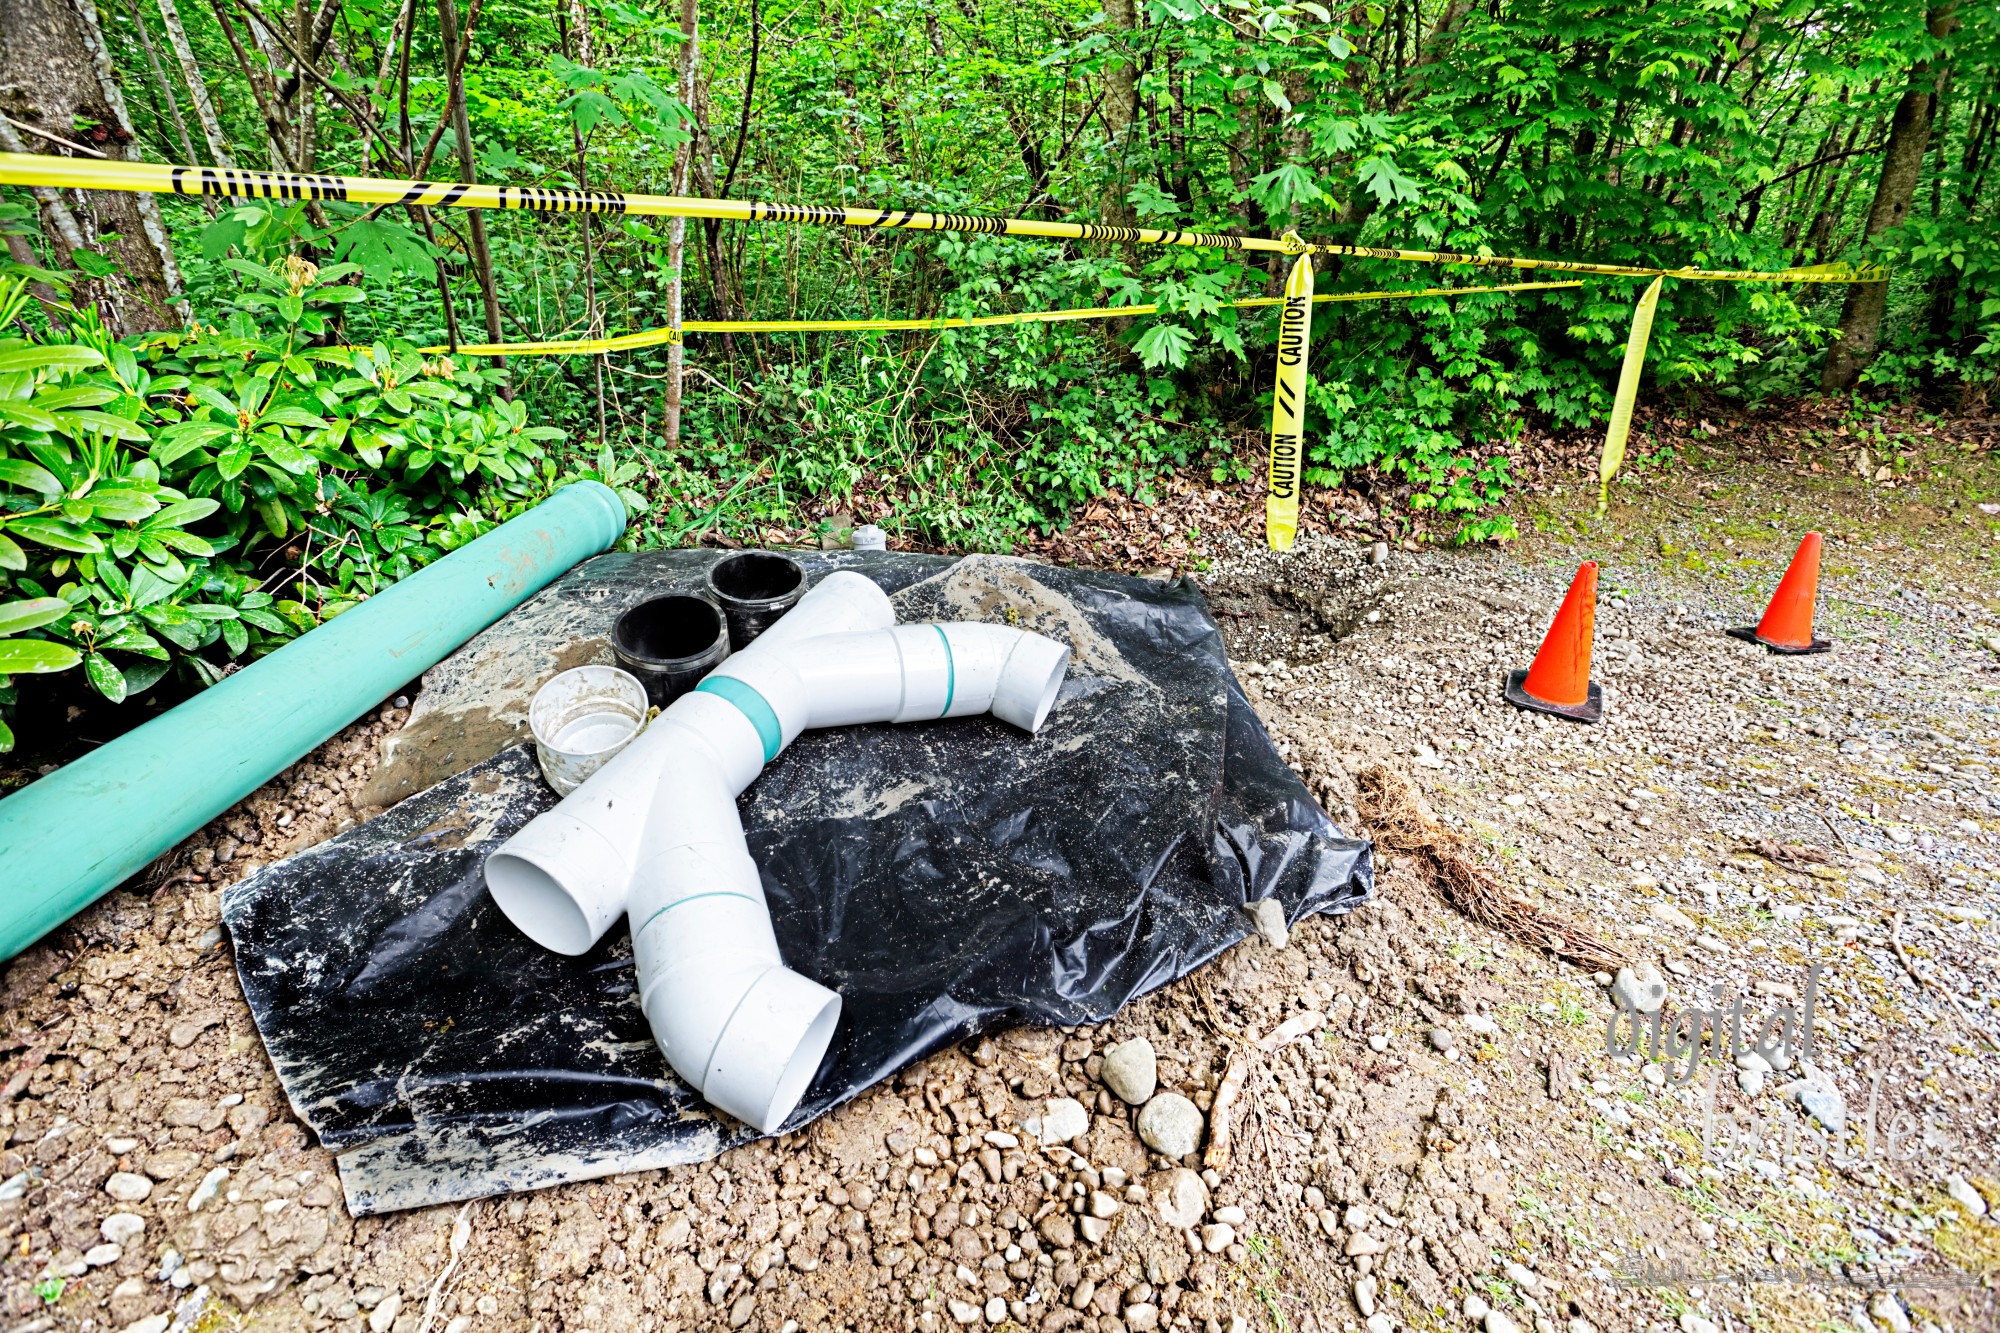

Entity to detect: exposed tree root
[1354,763,1629,974]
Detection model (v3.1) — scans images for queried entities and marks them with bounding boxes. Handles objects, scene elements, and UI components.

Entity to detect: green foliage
[18,0,2000,569]
[0,254,581,742]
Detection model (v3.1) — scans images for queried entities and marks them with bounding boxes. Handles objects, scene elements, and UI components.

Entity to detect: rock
[1366,1317,1394,1333]
[1079,1215,1111,1244]
[1429,1028,1456,1053]
[1642,1064,1666,1087]
[1354,1276,1379,1317]
[1126,1304,1161,1332]
[120,1318,170,1333]
[101,1213,145,1246]
[1345,1232,1387,1257]
[1135,1093,1203,1158]
[143,1150,200,1182]
[104,1172,153,1203]
[983,1130,1019,1149]
[1611,965,1667,1014]
[1484,1311,1519,1333]
[1150,1168,1208,1229]
[1737,1069,1766,1097]
[1463,1295,1490,1320]
[85,1243,122,1267]
[187,1167,227,1213]
[1947,1176,1988,1216]
[1243,898,1289,949]
[1101,1040,1159,1105]
[1213,1204,1246,1225]
[1503,1261,1538,1289]
[1464,1014,1499,1036]
[1343,1205,1371,1230]
[1649,902,1695,931]
[368,1294,402,1333]
[948,1298,983,1324]
[1787,1065,1847,1134]
[1870,1293,1911,1333]
[1038,1214,1077,1249]
[1089,1191,1122,1219]
[1034,1098,1091,1145]
[1370,542,1389,566]
[1735,1051,1772,1073]
[1677,1314,1717,1333]
[984,1296,1008,1325]
[1201,1223,1234,1253]
[1317,1209,1342,1239]
[1368,1034,1390,1052]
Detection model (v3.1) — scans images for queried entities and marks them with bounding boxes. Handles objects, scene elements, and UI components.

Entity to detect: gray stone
[1947,1176,1988,1217]
[1787,1064,1847,1134]
[1150,1168,1208,1229]
[1611,964,1667,1014]
[1033,1098,1090,1145]
[1101,1039,1159,1105]
[1429,1028,1456,1053]
[1243,898,1289,949]
[100,1213,145,1246]
[104,1173,152,1203]
[1869,1294,1910,1333]
[1484,1311,1519,1333]
[1136,1093,1204,1158]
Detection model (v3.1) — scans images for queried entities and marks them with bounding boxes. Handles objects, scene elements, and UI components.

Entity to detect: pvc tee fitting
[484,571,1070,1133]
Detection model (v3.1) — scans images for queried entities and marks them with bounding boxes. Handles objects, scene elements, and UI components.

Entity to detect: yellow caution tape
[0,153,1888,283]
[1265,255,1314,552]
[426,281,1584,356]
[1598,276,1665,515]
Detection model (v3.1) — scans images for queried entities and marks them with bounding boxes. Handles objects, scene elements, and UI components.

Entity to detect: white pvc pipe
[484,571,1071,1133]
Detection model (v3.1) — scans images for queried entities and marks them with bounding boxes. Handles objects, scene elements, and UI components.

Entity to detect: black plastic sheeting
[222,552,1372,1214]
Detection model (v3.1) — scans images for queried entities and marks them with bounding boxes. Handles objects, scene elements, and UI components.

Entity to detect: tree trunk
[0,0,184,333]
[119,0,201,165]
[1821,4,1959,393]
[435,0,508,392]
[564,0,606,445]
[663,0,698,452]
[1099,0,1136,225]
[155,0,236,165]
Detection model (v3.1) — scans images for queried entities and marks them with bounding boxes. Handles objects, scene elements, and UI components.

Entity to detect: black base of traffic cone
[1502,669,1603,723]
[1725,626,1831,655]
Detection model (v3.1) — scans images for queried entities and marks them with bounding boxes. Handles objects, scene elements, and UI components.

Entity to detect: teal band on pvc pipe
[0,481,627,962]
[634,891,761,938]
[695,675,782,762]
[931,624,955,718]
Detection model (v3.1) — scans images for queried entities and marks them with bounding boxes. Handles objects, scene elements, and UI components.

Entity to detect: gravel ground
[1,437,1996,1333]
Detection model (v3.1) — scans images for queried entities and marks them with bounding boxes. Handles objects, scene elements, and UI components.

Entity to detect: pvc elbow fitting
[484,569,1070,1134]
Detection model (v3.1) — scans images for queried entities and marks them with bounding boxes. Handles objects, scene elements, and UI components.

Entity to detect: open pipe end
[700,966,843,1134]
[485,822,626,955]
[993,635,1072,735]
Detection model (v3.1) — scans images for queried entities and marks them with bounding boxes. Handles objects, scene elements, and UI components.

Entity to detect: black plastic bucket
[610,593,730,708]
[704,551,807,649]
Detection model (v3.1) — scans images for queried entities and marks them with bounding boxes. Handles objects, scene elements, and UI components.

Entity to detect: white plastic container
[528,665,649,796]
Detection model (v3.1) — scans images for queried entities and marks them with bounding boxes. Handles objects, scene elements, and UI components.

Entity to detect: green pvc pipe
[0,480,628,960]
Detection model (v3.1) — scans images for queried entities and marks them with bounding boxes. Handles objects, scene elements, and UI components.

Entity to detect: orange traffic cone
[1728,532,1831,654]
[1504,561,1604,723]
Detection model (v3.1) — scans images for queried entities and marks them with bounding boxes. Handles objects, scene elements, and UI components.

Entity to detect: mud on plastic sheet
[222,552,1372,1214]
